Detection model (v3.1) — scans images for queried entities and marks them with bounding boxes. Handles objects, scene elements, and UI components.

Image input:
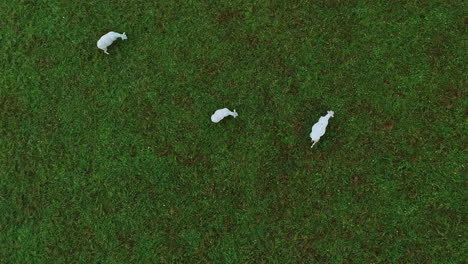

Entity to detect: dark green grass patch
[0,0,466,263]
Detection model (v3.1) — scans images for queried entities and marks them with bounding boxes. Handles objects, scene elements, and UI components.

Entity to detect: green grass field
[1,0,466,263]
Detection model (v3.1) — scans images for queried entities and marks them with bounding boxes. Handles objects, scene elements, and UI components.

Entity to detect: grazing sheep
[97,31,127,54]
[310,111,334,149]
[211,108,238,123]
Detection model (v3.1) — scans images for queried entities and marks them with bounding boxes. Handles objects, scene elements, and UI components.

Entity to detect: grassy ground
[0,0,466,263]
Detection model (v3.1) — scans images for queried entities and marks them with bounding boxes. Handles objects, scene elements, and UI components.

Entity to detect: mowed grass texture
[0,0,466,263]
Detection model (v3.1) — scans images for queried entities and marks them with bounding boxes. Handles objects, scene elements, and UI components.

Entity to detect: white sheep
[310,111,334,149]
[211,108,238,123]
[97,31,127,54]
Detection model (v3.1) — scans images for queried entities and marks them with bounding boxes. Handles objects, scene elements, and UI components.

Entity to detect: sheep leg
[104,49,109,55]
[311,141,317,149]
